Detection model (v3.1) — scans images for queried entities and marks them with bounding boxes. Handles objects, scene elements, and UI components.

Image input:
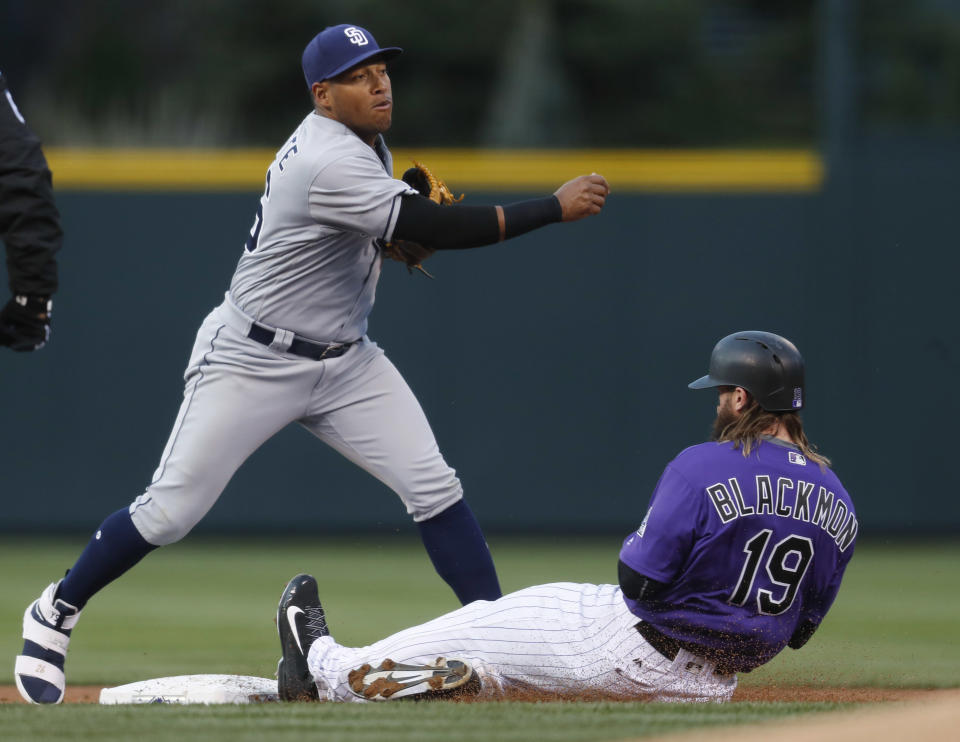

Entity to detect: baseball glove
[382,161,463,277]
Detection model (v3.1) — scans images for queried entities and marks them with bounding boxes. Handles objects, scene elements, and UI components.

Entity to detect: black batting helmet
[688,331,805,411]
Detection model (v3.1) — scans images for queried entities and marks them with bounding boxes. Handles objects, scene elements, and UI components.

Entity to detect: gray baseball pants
[129,297,462,545]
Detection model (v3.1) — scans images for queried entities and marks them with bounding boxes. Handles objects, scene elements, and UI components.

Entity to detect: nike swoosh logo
[365,671,428,685]
[286,606,305,654]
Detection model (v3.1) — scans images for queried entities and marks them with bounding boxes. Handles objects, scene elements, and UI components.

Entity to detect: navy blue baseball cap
[302,24,402,88]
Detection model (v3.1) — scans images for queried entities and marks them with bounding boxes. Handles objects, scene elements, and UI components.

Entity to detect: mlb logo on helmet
[792,387,802,408]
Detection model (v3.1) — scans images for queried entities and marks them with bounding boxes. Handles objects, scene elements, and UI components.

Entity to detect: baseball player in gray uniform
[273,331,856,703]
[15,24,609,704]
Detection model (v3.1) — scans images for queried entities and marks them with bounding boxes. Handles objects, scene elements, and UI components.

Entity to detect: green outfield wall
[1,144,957,535]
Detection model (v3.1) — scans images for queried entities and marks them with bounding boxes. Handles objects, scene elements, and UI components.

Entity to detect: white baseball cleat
[15,581,82,704]
[348,657,480,701]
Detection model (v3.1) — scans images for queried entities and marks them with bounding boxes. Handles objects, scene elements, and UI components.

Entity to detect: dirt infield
[645,689,960,742]
[0,685,107,704]
[0,684,949,705]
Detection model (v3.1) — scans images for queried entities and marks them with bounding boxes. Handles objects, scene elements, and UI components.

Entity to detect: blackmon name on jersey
[706,475,857,552]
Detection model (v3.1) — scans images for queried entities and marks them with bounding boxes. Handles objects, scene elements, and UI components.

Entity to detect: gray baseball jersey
[231,112,416,341]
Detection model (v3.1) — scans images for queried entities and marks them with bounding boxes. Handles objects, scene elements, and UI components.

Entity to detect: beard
[711,400,739,441]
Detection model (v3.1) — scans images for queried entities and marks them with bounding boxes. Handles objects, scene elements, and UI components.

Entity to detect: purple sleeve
[619,463,702,584]
[802,546,854,625]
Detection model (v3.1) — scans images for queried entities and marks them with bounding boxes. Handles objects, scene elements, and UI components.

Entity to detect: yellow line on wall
[45,147,823,192]
[46,148,276,191]
[392,149,823,192]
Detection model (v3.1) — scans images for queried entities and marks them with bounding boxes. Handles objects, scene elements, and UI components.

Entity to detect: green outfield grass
[0,535,955,741]
[0,699,855,742]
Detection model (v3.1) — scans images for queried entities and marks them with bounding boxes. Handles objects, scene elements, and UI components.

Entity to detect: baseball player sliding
[274,332,857,703]
[15,24,609,704]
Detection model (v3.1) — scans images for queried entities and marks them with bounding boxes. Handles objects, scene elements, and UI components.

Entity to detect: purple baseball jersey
[620,437,856,671]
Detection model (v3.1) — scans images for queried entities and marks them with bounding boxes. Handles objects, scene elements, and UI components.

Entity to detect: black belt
[635,621,681,661]
[247,322,355,361]
[635,622,736,675]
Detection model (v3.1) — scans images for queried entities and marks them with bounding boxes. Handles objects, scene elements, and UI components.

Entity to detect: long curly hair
[716,398,831,467]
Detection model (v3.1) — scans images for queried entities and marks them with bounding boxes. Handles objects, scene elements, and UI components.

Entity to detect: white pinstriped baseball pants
[307,583,738,703]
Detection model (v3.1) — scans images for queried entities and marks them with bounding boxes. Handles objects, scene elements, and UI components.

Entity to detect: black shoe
[276,574,328,701]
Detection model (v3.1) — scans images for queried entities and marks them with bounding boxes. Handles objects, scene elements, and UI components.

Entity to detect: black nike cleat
[276,573,329,701]
[347,657,480,701]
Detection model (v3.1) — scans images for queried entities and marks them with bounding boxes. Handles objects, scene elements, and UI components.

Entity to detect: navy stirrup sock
[417,499,502,605]
[56,508,157,610]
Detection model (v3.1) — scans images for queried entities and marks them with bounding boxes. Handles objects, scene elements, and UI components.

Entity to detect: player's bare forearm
[554,174,610,222]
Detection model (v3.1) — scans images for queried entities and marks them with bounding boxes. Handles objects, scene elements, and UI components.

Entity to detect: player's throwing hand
[554,174,610,222]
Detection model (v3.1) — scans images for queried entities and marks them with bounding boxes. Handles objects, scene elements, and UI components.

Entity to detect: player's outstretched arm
[391,172,609,251]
